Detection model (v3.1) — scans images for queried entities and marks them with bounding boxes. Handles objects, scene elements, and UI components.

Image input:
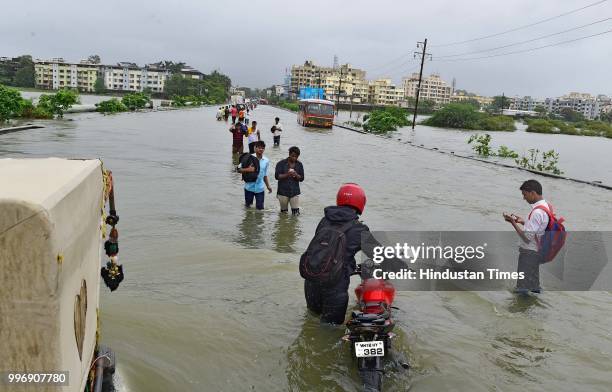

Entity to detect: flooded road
[336,110,612,186]
[1,105,611,391]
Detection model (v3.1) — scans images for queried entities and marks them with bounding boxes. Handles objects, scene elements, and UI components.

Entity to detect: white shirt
[520,199,550,251]
[273,122,283,137]
[247,127,259,143]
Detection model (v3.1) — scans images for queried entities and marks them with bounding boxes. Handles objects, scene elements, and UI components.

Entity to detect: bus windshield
[307,103,334,116]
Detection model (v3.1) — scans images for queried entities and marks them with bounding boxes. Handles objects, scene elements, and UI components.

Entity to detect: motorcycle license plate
[355,341,384,357]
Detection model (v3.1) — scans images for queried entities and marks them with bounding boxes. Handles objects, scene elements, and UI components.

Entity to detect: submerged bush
[362,107,409,134]
[96,98,127,113]
[422,103,515,131]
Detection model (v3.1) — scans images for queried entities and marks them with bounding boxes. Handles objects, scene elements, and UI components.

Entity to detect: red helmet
[336,183,366,214]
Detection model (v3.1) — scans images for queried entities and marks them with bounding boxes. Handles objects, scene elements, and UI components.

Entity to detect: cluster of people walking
[223,105,302,214]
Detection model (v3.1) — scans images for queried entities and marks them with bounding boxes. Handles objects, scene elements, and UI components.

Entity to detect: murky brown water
[1,105,611,391]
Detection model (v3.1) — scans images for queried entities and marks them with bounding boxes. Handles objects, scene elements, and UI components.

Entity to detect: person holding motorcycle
[300,183,383,325]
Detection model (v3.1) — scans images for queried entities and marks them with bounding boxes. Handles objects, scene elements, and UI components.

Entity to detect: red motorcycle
[343,263,403,391]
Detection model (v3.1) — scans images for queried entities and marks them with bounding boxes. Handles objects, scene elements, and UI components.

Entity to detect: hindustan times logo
[372,243,488,264]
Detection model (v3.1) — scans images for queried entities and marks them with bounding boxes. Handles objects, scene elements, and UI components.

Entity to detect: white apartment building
[35,59,100,92]
[403,73,452,105]
[510,96,545,111]
[368,79,403,106]
[545,92,603,120]
[102,63,169,93]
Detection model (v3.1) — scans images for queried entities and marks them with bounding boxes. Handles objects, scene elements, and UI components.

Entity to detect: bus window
[307,103,334,116]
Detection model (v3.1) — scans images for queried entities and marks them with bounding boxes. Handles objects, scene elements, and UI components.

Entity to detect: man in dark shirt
[274,146,304,215]
[229,122,245,154]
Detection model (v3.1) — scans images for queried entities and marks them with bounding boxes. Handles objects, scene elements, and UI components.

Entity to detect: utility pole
[412,39,432,130]
[336,66,344,115]
[317,69,322,99]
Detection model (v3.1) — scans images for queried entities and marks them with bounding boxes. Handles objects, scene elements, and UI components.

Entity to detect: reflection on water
[272,213,301,253]
[286,314,357,392]
[236,208,266,248]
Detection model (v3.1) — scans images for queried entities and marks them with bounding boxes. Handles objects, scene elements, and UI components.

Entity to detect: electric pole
[336,66,344,115]
[412,39,432,130]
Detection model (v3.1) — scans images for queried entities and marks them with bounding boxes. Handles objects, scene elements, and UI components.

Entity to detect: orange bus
[297,99,335,128]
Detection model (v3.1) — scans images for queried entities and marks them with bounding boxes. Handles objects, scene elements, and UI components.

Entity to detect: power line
[436,17,611,58]
[431,0,608,47]
[432,28,612,62]
[369,58,419,80]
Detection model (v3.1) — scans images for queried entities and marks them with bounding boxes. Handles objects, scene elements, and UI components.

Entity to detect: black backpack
[238,153,260,182]
[299,220,355,286]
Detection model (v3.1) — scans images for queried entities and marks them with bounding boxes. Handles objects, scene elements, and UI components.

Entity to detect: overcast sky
[3,0,611,97]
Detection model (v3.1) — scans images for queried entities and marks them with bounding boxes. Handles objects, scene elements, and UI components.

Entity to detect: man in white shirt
[271,117,282,146]
[503,179,550,293]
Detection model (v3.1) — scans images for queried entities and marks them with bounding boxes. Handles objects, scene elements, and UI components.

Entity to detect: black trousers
[248,142,256,154]
[517,248,543,291]
[304,277,349,325]
[273,135,280,146]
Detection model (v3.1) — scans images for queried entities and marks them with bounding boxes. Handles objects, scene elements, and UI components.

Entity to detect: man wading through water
[238,140,272,210]
[299,184,400,324]
[247,121,260,154]
[275,146,304,215]
[271,117,283,146]
[229,122,245,155]
[504,179,551,293]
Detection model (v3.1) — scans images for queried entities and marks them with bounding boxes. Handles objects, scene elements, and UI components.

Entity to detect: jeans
[245,189,264,210]
[304,276,350,325]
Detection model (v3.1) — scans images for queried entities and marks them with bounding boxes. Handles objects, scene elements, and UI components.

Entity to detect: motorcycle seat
[351,311,386,324]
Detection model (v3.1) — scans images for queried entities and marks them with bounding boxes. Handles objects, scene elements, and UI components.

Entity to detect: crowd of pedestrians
[224,103,304,214]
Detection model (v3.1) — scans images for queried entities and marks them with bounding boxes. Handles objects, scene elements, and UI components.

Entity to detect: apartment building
[35,59,100,92]
[509,96,545,111]
[451,91,493,108]
[545,92,603,120]
[368,79,403,106]
[102,62,169,93]
[290,60,367,101]
[403,73,452,105]
[321,73,369,104]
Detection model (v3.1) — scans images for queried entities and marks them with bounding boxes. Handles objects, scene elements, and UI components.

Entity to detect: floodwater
[1,105,611,391]
[336,110,612,186]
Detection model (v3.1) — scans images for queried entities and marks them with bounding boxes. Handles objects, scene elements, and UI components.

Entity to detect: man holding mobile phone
[275,146,304,215]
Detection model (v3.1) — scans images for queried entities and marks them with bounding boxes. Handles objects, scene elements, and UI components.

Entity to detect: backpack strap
[528,204,555,230]
[331,219,356,234]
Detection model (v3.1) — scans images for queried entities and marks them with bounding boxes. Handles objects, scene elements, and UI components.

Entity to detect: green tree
[422,103,482,129]
[462,98,482,110]
[0,84,24,122]
[96,98,127,113]
[87,54,101,64]
[121,92,150,110]
[94,78,106,94]
[534,105,547,117]
[559,108,585,122]
[37,89,79,118]
[489,95,511,113]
